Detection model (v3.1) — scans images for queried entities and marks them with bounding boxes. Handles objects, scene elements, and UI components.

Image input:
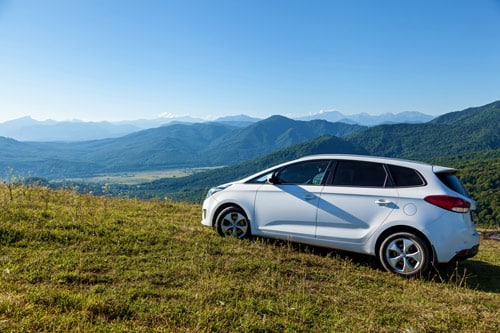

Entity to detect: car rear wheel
[215,206,251,239]
[379,232,430,277]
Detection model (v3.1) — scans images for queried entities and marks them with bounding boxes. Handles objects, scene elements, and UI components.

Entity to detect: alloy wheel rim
[384,237,423,274]
[221,212,248,238]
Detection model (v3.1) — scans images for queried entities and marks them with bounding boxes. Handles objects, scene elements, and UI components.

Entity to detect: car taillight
[424,195,471,213]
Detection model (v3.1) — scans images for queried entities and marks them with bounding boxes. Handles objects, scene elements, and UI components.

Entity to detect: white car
[201,154,480,277]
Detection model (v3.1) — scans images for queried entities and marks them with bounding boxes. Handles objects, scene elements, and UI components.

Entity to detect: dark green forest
[430,150,500,227]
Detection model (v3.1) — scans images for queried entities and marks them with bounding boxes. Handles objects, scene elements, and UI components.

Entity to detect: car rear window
[387,165,426,187]
[436,172,469,197]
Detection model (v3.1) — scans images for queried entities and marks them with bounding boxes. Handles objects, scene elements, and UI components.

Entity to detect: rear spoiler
[432,166,458,174]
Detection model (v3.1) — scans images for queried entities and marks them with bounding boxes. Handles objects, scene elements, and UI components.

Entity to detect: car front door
[253,160,331,239]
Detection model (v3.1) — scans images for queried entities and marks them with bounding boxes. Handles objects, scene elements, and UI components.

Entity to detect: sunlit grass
[0,184,498,332]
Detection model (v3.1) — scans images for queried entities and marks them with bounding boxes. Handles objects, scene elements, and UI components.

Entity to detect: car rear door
[315,160,399,247]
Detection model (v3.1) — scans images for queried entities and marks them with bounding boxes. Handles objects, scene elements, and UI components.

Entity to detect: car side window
[331,160,388,187]
[246,172,273,184]
[387,164,426,187]
[276,160,330,185]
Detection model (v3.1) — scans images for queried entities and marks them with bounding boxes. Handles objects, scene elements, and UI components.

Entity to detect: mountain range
[0,101,498,181]
[0,118,365,179]
[123,101,499,201]
[0,111,433,142]
[297,110,433,126]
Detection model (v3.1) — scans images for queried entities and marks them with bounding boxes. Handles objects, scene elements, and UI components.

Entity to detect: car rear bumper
[450,244,479,262]
[425,214,480,263]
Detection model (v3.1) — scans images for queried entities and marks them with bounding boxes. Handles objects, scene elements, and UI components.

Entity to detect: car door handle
[304,194,317,201]
[375,199,392,206]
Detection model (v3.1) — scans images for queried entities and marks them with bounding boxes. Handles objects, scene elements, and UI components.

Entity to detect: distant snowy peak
[297,111,346,123]
[214,114,262,122]
[297,110,434,126]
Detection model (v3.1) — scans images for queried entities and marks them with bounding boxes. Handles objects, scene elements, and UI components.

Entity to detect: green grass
[0,184,498,332]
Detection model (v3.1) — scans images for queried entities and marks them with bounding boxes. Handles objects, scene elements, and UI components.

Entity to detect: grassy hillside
[0,184,498,331]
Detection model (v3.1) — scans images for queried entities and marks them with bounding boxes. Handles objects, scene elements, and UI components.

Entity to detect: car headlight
[206,184,232,198]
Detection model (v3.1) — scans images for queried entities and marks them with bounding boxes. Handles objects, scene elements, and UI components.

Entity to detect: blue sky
[1,0,499,122]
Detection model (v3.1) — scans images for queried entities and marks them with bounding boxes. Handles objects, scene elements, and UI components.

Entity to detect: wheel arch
[375,225,436,263]
[211,202,249,228]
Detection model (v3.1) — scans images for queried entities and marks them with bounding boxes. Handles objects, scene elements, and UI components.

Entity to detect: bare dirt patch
[482,231,500,241]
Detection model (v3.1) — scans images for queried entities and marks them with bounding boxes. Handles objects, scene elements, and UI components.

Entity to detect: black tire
[378,232,430,277]
[215,206,251,239]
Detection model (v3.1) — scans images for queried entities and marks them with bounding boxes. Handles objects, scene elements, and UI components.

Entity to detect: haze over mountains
[0,110,433,142]
[0,101,498,182]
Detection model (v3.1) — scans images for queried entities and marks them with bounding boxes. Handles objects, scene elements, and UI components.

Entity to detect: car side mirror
[266,173,280,184]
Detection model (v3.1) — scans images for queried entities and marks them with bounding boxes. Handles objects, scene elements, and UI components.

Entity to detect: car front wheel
[215,206,251,239]
[379,232,430,277]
